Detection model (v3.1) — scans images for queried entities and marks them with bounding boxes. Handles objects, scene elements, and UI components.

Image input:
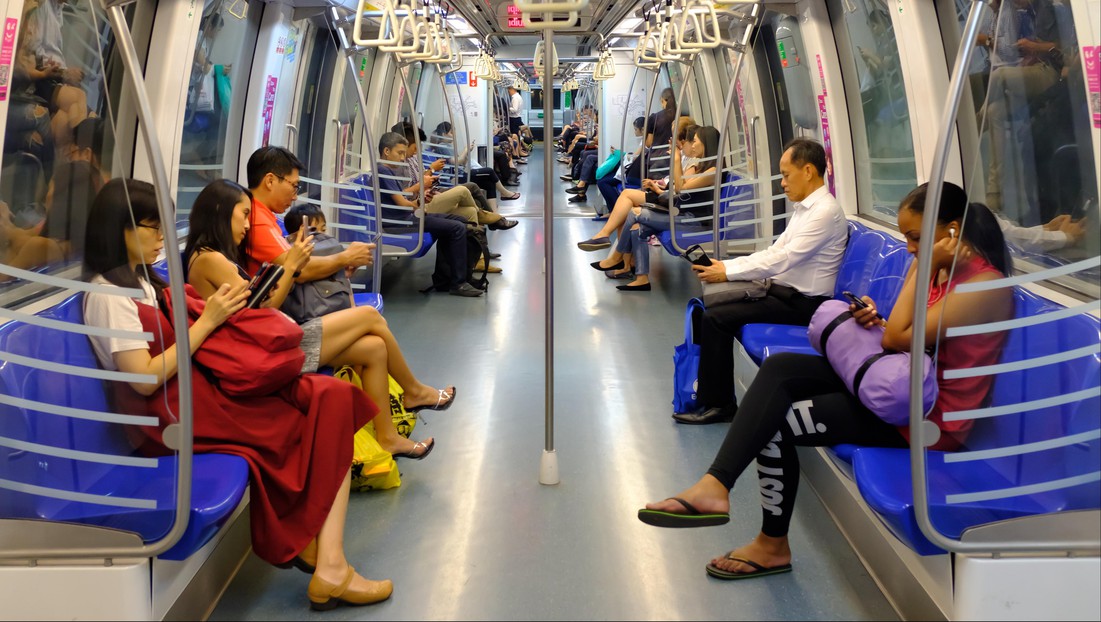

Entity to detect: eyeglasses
[275,175,305,194]
[136,223,163,235]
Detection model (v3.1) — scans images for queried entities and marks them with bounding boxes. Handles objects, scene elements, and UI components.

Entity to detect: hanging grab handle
[676,0,721,50]
[353,0,401,47]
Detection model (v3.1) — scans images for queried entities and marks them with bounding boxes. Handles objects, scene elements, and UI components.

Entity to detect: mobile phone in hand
[843,290,884,320]
[681,244,712,267]
[246,262,285,309]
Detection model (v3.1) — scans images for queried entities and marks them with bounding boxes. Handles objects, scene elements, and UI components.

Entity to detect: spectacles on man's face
[275,175,305,194]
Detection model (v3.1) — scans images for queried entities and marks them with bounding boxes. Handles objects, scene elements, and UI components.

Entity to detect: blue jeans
[615,208,702,276]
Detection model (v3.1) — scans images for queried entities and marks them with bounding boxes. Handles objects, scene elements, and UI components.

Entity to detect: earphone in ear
[949,227,957,239]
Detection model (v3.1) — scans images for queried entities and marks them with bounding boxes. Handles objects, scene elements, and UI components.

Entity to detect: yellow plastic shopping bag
[334,366,402,491]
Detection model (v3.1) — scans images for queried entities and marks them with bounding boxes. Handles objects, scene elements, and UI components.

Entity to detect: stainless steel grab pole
[539,28,559,485]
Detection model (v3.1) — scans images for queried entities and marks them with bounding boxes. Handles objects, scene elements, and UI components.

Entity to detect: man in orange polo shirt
[243,146,374,277]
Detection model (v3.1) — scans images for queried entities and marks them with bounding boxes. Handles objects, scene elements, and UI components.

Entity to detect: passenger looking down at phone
[593,125,720,293]
[674,138,848,425]
[391,121,519,234]
[190,179,447,459]
[578,118,700,252]
[242,146,375,278]
[376,132,485,298]
[637,182,1013,582]
[431,122,521,203]
[81,179,394,609]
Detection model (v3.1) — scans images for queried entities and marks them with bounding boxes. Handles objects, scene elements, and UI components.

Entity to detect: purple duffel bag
[807,299,937,426]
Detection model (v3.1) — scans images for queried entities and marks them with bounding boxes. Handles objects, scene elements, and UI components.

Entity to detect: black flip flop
[706,554,792,580]
[637,497,730,528]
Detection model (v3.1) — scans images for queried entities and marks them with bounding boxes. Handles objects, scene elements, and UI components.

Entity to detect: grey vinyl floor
[209,148,898,621]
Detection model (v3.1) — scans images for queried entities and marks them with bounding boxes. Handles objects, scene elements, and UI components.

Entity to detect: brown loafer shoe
[307,566,393,611]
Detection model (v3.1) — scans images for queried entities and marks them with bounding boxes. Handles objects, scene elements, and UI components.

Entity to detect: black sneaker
[565,186,585,195]
[449,282,484,297]
[488,218,519,231]
[567,194,588,203]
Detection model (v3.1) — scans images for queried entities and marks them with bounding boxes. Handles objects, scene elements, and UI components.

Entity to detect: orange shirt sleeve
[245,202,291,274]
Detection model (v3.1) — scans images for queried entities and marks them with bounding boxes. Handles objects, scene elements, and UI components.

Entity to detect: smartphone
[843,290,884,320]
[246,262,285,309]
[681,244,712,267]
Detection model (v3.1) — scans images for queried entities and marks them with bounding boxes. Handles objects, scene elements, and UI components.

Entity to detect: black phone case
[246,264,285,309]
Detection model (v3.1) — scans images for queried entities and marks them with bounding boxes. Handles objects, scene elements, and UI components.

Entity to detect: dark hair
[246,146,304,189]
[434,121,453,136]
[677,123,697,142]
[284,203,323,235]
[632,116,646,130]
[783,138,827,178]
[391,121,426,145]
[899,182,1011,276]
[184,179,253,270]
[83,178,167,289]
[660,87,676,112]
[694,126,721,169]
[378,131,408,156]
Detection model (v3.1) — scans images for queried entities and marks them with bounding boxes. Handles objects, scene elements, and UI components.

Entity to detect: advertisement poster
[0,18,19,102]
[261,76,278,146]
[1084,46,1100,129]
[816,55,834,194]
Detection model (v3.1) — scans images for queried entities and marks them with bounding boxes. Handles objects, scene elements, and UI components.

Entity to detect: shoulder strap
[852,352,890,395]
[818,310,853,352]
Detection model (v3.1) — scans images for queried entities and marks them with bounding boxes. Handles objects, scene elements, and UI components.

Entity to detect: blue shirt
[376,165,413,226]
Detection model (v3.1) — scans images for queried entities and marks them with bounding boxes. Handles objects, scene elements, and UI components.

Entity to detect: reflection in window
[176,2,253,218]
[1,0,124,296]
[832,0,918,219]
[955,0,1099,295]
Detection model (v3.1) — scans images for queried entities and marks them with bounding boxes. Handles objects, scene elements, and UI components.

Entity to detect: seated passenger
[189,179,444,459]
[604,126,721,292]
[578,118,699,251]
[638,182,1013,581]
[673,138,848,424]
[82,178,393,610]
[376,131,485,297]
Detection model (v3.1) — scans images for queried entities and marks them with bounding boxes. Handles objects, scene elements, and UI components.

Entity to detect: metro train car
[0,0,1098,619]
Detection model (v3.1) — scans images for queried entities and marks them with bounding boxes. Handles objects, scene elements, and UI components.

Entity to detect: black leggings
[706,353,907,538]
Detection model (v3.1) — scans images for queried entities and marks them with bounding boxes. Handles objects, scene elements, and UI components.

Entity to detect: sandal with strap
[409,386,456,412]
[706,553,793,580]
[392,438,435,461]
[637,497,730,528]
[307,565,393,610]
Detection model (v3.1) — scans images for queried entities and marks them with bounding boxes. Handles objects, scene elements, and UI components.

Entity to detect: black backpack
[423,224,491,293]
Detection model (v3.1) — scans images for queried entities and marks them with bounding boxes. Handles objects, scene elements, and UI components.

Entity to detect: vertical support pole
[539,28,559,486]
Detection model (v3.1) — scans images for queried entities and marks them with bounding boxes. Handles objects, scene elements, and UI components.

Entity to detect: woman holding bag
[636,182,1013,581]
[184,179,441,460]
[82,179,392,610]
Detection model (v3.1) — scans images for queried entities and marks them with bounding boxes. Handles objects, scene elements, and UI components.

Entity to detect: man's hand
[430,159,446,172]
[342,242,375,268]
[691,258,728,283]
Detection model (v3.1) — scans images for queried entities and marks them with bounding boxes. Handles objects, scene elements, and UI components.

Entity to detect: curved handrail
[907,0,1098,555]
[634,23,663,68]
[666,60,699,254]
[353,0,400,47]
[398,19,439,61]
[379,3,425,54]
[533,40,559,75]
[676,0,721,50]
[618,63,641,163]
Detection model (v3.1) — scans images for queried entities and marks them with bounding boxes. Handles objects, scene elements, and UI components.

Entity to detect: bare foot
[645,474,730,515]
[710,533,792,574]
[626,276,650,287]
[378,434,434,458]
[402,384,454,411]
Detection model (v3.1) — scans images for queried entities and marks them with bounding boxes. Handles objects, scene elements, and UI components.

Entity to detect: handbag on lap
[701,279,770,308]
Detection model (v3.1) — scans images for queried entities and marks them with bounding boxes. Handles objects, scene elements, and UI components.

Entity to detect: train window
[941,0,1099,298]
[0,0,150,308]
[828,0,919,220]
[175,2,259,219]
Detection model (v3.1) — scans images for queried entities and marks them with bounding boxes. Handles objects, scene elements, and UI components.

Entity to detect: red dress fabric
[900,256,1007,451]
[117,298,377,565]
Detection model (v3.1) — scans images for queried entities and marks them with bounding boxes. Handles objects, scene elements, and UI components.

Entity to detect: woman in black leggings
[639,182,1014,580]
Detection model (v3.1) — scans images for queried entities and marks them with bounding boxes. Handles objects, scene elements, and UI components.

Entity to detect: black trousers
[706,353,907,537]
[469,167,498,200]
[509,116,522,136]
[424,213,468,287]
[696,285,829,408]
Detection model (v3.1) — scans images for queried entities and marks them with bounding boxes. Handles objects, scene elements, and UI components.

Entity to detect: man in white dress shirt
[674,138,849,425]
[507,86,524,137]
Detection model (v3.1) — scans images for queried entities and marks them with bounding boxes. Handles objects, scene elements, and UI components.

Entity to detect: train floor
[209,148,898,620]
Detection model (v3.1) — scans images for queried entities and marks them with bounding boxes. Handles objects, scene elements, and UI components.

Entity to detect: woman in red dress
[82,178,390,611]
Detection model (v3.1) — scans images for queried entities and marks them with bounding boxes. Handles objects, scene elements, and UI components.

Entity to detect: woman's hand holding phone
[846,292,884,329]
[202,282,249,327]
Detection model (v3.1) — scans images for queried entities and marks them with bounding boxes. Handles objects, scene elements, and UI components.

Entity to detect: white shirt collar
[794,184,830,211]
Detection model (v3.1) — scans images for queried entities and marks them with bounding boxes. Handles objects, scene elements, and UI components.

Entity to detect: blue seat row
[656,174,757,257]
[0,294,249,560]
[736,221,1101,555]
[336,173,434,259]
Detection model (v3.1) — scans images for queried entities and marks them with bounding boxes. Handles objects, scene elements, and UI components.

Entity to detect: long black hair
[184,179,253,269]
[83,178,167,289]
[694,125,721,171]
[900,182,1011,276]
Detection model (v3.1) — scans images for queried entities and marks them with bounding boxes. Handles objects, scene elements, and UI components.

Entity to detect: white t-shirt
[84,275,157,371]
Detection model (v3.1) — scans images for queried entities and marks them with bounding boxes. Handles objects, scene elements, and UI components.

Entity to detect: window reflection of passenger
[184,12,229,180]
[981,0,1065,223]
[997,212,1087,252]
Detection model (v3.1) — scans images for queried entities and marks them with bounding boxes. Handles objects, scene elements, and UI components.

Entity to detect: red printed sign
[469,74,478,87]
[0,18,19,102]
[816,55,834,194]
[261,76,278,146]
[1084,46,1100,129]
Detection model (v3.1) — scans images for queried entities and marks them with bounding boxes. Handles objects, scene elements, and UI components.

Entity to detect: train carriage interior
[0,0,1098,619]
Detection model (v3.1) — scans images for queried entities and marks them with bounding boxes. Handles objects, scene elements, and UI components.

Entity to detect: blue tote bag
[672,298,705,414]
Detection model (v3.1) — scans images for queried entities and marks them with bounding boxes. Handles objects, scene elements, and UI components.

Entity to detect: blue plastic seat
[0,294,249,561]
[337,174,435,258]
[657,174,755,257]
[851,287,1100,554]
[354,292,383,312]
